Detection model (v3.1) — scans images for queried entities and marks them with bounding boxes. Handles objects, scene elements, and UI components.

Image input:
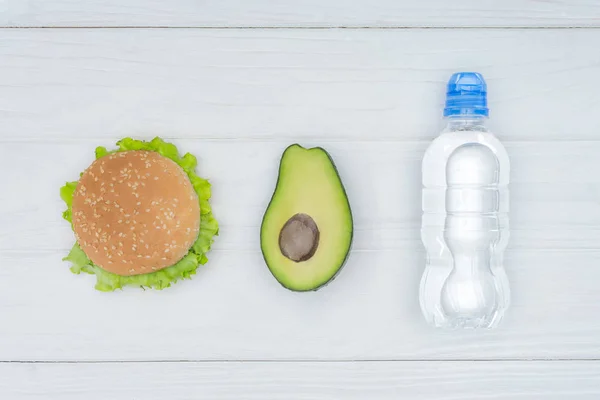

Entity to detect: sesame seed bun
[71,150,200,276]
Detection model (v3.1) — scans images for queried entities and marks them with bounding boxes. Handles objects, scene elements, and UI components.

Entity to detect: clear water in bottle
[420,72,510,329]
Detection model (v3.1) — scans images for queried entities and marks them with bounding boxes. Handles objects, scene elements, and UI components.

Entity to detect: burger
[60,137,218,291]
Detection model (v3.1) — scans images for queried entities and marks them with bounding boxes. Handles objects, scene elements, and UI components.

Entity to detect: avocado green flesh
[260,144,353,291]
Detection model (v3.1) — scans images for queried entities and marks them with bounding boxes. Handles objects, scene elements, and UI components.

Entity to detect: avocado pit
[279,213,320,262]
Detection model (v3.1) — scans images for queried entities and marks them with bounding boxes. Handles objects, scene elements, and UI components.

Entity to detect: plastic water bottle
[420,72,510,329]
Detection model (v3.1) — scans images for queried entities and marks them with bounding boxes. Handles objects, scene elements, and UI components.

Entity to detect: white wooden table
[1,1,600,398]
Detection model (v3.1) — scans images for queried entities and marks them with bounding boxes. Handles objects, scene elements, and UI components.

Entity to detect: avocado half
[260,144,353,291]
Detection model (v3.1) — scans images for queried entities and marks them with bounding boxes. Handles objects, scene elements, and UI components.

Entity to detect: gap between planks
[3,359,600,364]
[1,26,600,30]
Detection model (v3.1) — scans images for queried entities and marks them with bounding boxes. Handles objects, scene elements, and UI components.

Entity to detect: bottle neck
[444,116,489,133]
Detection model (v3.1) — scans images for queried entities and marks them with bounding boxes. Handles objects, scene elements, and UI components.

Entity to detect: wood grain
[0,29,598,141]
[2,361,600,399]
[2,0,599,28]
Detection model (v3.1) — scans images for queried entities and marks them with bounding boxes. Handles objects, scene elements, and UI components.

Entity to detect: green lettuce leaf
[60,137,219,292]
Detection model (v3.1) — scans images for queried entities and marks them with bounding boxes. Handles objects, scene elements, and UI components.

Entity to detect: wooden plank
[1,361,600,399]
[0,29,598,141]
[2,245,600,361]
[2,140,600,252]
[2,0,600,28]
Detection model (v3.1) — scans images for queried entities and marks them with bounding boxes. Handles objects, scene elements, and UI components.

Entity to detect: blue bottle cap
[443,72,489,117]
